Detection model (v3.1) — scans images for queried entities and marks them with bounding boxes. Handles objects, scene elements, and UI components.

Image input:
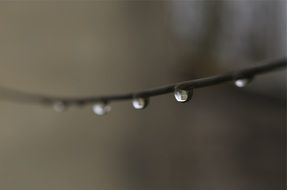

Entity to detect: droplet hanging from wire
[132,97,149,110]
[52,101,67,112]
[234,77,253,88]
[92,102,111,116]
[174,86,193,103]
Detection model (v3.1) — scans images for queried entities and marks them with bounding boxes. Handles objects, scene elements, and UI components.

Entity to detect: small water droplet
[132,97,148,110]
[234,78,252,88]
[53,101,67,112]
[174,87,193,103]
[92,102,111,116]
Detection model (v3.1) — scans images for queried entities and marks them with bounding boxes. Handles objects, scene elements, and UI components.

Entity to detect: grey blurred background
[0,1,286,190]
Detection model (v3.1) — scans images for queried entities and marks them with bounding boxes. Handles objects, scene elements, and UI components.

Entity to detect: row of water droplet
[52,78,252,115]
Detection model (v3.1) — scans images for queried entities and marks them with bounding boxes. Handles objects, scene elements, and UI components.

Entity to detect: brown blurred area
[0,1,286,190]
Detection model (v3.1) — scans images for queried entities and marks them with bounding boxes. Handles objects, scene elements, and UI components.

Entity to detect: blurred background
[0,1,286,190]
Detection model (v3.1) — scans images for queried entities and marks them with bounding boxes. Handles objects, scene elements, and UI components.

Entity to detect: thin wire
[0,58,286,106]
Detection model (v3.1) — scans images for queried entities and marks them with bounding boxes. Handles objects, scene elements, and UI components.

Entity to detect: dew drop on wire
[53,101,67,112]
[92,102,111,116]
[174,88,193,103]
[234,78,252,88]
[132,97,148,110]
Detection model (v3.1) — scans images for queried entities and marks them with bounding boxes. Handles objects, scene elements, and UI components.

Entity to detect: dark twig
[0,58,286,106]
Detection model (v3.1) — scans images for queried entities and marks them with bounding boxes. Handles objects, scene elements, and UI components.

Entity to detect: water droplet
[174,87,193,103]
[132,97,148,110]
[53,101,67,112]
[92,102,111,116]
[234,78,252,88]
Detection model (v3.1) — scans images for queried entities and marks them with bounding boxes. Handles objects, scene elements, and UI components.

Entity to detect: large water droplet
[234,78,252,88]
[92,102,111,116]
[53,101,67,112]
[132,97,148,110]
[174,87,193,103]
